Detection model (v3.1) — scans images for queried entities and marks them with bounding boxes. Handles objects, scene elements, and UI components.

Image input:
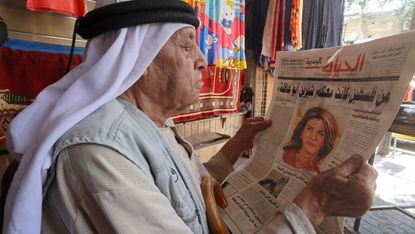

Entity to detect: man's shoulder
[64,99,126,137]
[53,98,161,156]
[54,99,130,153]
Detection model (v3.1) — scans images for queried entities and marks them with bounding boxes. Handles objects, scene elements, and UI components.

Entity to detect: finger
[245,116,265,123]
[333,154,364,177]
[356,164,378,181]
[249,119,272,130]
[333,206,371,218]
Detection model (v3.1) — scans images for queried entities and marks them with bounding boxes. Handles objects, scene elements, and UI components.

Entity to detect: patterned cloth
[186,0,247,70]
[290,0,302,50]
[173,65,244,122]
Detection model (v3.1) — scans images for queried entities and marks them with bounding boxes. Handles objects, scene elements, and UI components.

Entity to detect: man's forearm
[218,137,248,165]
[203,151,235,183]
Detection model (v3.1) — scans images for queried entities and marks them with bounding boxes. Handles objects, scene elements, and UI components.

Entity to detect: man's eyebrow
[177,32,195,45]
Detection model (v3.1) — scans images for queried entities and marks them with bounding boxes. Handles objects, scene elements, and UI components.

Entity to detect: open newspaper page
[220,31,415,234]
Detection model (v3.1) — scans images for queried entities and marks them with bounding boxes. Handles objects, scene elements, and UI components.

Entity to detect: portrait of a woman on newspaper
[282,107,338,173]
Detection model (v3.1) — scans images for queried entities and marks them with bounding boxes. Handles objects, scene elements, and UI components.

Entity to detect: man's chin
[175,97,199,114]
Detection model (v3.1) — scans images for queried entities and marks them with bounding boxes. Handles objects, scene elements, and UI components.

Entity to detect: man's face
[146,27,208,112]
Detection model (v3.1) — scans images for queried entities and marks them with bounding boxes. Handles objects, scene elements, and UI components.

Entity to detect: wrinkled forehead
[170,26,196,44]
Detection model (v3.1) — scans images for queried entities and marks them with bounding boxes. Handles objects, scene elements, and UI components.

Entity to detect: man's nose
[195,47,208,70]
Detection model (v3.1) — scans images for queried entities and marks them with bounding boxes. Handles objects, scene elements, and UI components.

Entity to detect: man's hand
[294,155,378,226]
[232,116,272,152]
[220,116,272,165]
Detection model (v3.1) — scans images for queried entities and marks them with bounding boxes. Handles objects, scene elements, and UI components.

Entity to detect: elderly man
[3,0,377,233]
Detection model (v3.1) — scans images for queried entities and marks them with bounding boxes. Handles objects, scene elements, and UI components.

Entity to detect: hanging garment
[188,0,247,70]
[0,39,83,146]
[272,0,285,60]
[301,0,312,49]
[290,0,302,50]
[303,0,345,50]
[246,0,268,63]
[26,0,86,17]
[283,0,293,51]
[261,0,278,57]
[264,0,285,68]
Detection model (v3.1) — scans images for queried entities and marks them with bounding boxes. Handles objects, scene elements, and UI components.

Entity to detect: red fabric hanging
[0,47,82,145]
[0,47,82,99]
[172,66,245,123]
[275,0,286,55]
[26,0,86,17]
[268,0,285,67]
[270,0,282,62]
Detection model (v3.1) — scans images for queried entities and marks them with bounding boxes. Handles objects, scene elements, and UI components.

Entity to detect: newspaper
[220,31,415,233]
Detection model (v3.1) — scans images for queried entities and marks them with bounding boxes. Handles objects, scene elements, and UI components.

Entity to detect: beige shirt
[42,128,315,233]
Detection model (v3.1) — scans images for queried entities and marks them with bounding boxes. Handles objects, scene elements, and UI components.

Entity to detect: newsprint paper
[220,31,415,233]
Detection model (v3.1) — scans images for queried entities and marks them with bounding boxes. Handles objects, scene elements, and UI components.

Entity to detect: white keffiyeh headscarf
[3,0,190,233]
